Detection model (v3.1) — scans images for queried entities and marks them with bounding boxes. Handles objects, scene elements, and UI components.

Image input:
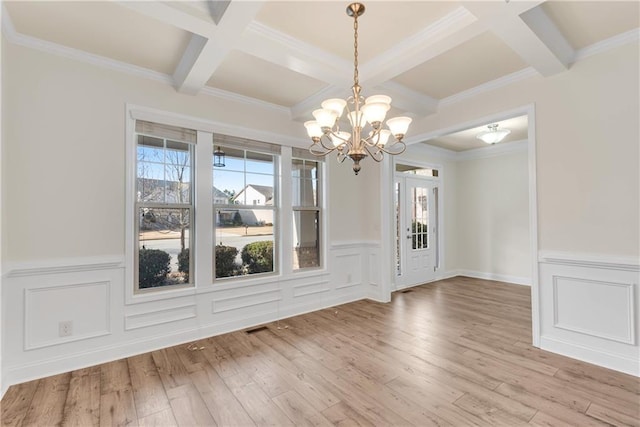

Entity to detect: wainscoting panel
[539,252,639,376]
[125,303,197,331]
[2,241,377,395]
[25,281,111,350]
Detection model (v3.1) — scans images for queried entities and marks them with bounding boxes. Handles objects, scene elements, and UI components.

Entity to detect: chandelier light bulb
[386,116,412,137]
[304,121,323,139]
[365,95,392,106]
[312,109,337,129]
[321,98,347,118]
[362,102,390,125]
[348,110,365,128]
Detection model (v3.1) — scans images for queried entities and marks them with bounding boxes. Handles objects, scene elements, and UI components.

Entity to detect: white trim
[539,251,640,272]
[3,256,124,278]
[128,104,303,148]
[439,67,540,107]
[1,10,172,86]
[540,335,640,377]
[552,276,635,345]
[200,86,290,114]
[330,241,380,250]
[457,270,531,286]
[527,104,540,347]
[455,139,528,161]
[403,140,457,160]
[573,28,640,64]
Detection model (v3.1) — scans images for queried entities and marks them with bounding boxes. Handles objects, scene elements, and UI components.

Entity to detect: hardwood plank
[61,367,101,427]
[190,365,256,427]
[150,348,192,391]
[99,389,138,427]
[166,383,216,426]
[127,353,171,419]
[0,380,39,427]
[100,359,132,395]
[320,402,375,427]
[272,390,334,427]
[453,391,536,425]
[21,372,71,426]
[222,371,295,426]
[137,408,177,427]
[586,402,640,427]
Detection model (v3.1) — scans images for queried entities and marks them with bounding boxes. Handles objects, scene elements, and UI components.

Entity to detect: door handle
[406,235,412,239]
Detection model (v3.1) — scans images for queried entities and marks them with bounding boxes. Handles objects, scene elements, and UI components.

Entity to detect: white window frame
[125,105,331,305]
[291,156,323,271]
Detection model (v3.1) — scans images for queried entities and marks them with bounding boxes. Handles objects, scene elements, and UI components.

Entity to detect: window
[213,144,278,279]
[135,121,195,291]
[292,155,321,270]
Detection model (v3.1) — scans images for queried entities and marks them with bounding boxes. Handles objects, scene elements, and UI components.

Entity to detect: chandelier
[476,124,511,144]
[304,3,412,175]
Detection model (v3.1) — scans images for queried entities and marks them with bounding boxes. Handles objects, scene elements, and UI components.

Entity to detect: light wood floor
[2,277,639,426]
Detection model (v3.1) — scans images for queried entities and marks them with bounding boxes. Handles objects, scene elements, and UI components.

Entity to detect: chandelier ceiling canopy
[304,3,411,175]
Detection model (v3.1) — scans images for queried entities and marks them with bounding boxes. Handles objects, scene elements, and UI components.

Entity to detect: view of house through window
[213,146,276,278]
[135,124,195,290]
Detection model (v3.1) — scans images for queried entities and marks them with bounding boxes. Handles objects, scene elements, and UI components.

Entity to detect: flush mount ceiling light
[476,123,511,144]
[304,3,411,175]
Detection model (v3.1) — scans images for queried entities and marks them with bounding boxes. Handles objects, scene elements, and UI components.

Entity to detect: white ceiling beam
[462,1,571,77]
[118,1,216,37]
[373,82,438,118]
[174,1,265,95]
[239,22,352,86]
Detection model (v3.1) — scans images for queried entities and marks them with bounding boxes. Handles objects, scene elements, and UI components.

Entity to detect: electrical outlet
[59,321,73,337]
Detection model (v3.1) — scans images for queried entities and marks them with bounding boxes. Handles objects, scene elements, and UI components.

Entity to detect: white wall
[456,150,530,283]
[407,41,640,375]
[0,39,379,393]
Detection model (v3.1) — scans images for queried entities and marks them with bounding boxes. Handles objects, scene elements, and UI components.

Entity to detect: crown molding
[455,139,528,161]
[1,8,172,86]
[404,141,457,161]
[439,67,540,107]
[200,86,290,114]
[573,28,640,63]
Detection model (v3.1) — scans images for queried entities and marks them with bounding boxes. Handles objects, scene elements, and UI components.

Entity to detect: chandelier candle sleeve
[305,2,411,175]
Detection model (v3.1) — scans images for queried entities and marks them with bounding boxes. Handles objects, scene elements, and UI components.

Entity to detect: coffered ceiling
[3,1,639,151]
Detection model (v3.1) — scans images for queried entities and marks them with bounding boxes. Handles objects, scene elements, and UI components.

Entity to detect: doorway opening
[394,163,441,290]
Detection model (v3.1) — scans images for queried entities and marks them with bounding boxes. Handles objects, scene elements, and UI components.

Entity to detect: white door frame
[380,104,540,347]
[393,165,443,290]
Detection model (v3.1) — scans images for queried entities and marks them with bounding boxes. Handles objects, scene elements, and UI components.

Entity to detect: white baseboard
[1,291,364,394]
[457,269,531,286]
[540,335,639,377]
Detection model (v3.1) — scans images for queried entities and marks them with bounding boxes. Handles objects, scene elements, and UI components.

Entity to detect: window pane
[292,159,318,208]
[216,146,245,171]
[214,169,245,204]
[138,207,191,288]
[137,136,192,204]
[293,210,319,270]
[215,209,275,278]
[245,151,274,174]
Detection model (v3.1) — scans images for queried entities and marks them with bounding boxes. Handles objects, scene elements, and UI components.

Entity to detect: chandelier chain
[353,11,359,87]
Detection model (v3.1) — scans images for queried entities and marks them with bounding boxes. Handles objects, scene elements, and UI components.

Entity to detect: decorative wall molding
[125,303,197,331]
[211,288,282,314]
[539,256,639,377]
[4,255,124,278]
[552,276,635,345]
[539,251,640,272]
[24,281,111,350]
